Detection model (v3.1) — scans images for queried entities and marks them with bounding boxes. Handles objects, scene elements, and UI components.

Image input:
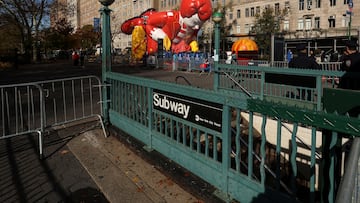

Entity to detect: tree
[72,25,100,51]
[41,18,74,51]
[251,7,286,60]
[200,1,236,55]
[0,0,52,62]
[0,14,22,51]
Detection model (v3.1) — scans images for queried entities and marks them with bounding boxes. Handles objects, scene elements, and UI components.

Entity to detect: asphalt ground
[1,59,214,89]
[0,122,108,202]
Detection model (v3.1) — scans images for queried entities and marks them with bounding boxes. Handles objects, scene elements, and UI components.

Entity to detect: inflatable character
[121,0,212,60]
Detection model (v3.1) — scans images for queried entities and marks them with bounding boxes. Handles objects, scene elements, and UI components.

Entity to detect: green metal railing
[217,64,344,111]
[105,65,359,203]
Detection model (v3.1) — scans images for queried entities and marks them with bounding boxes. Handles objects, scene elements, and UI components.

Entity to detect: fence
[216,64,345,111]
[0,76,103,158]
[0,83,45,156]
[105,68,359,203]
[150,56,342,74]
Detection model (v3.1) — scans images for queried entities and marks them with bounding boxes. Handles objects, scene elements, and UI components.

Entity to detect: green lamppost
[99,0,114,124]
[347,0,353,40]
[212,11,223,91]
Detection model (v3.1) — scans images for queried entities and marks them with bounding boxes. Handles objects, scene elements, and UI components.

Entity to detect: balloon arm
[146,12,171,27]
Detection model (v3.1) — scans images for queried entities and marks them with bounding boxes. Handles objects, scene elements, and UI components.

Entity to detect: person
[79,50,85,67]
[288,43,321,70]
[286,49,293,62]
[232,51,237,64]
[72,51,80,66]
[309,50,316,61]
[288,43,321,100]
[338,40,360,90]
[200,58,210,72]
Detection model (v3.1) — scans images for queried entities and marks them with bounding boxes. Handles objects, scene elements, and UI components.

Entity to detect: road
[0,60,102,85]
[0,59,214,89]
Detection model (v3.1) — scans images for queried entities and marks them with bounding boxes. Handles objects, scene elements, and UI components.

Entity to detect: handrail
[335,137,360,203]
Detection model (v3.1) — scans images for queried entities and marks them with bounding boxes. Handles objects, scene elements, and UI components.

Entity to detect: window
[330,0,336,6]
[285,1,290,8]
[284,20,290,31]
[305,18,312,30]
[307,0,312,10]
[275,3,280,15]
[342,15,348,27]
[315,0,321,8]
[256,6,260,15]
[285,1,290,13]
[236,25,241,33]
[314,17,320,28]
[237,9,241,18]
[299,0,305,10]
[250,7,255,17]
[298,19,304,30]
[229,12,233,20]
[245,24,250,33]
[245,8,249,17]
[328,17,336,27]
[250,24,255,32]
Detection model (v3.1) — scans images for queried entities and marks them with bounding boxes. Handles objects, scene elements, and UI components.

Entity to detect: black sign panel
[153,90,223,132]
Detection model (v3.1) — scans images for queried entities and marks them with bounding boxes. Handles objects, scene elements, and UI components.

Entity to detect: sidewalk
[68,127,200,203]
[0,121,209,203]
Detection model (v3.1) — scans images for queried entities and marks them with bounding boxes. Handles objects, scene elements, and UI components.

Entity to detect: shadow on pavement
[0,128,108,202]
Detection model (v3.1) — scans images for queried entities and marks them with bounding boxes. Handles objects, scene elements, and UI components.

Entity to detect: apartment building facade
[226,0,359,58]
[55,0,358,58]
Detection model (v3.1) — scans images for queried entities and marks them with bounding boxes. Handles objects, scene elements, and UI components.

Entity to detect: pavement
[0,119,218,203]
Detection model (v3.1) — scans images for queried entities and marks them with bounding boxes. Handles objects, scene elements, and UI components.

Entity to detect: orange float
[231,38,258,60]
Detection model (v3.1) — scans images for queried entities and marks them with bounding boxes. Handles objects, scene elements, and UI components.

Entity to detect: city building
[53,0,359,60]
[225,0,359,60]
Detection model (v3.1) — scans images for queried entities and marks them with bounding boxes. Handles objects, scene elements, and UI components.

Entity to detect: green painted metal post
[212,11,222,91]
[99,0,114,124]
[347,0,353,40]
[348,14,352,40]
[221,105,231,200]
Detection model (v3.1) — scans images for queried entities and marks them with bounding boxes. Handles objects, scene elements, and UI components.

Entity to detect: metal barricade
[0,83,44,157]
[36,76,105,134]
[0,76,105,158]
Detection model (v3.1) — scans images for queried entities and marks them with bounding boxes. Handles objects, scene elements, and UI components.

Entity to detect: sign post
[348,0,353,40]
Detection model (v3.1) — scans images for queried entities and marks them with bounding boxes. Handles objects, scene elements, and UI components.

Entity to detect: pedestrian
[309,50,316,61]
[200,58,210,72]
[80,50,85,68]
[288,43,321,101]
[286,49,293,62]
[232,51,237,64]
[338,40,360,90]
[289,43,321,70]
[72,51,80,66]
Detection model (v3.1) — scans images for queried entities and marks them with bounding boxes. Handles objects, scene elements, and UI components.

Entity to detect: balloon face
[121,0,212,58]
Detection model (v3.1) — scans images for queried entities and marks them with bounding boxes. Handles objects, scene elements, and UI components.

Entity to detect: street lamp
[212,10,223,91]
[99,0,114,124]
[99,0,114,6]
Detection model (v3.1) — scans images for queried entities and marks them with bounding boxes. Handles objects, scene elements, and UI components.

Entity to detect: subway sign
[153,90,223,132]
